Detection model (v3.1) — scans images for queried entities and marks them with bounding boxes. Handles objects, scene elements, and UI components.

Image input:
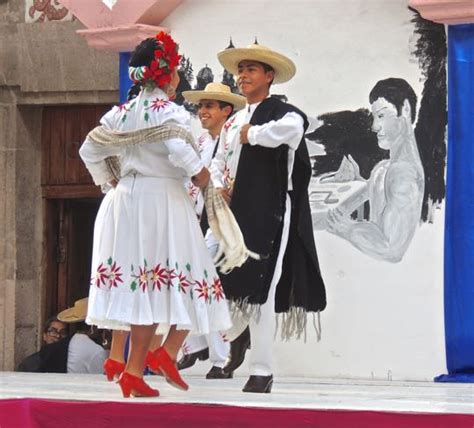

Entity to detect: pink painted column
[409,0,474,25]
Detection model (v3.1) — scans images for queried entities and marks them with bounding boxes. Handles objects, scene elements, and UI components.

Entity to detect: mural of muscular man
[327,78,424,263]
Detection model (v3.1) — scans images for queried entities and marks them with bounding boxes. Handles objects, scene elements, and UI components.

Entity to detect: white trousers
[227,195,292,376]
[179,231,230,368]
[182,333,230,368]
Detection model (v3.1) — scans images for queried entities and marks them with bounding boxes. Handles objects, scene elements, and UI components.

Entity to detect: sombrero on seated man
[57,298,88,323]
[182,82,246,110]
[217,43,296,84]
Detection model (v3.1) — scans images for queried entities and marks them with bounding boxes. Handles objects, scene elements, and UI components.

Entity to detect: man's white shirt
[210,101,304,193]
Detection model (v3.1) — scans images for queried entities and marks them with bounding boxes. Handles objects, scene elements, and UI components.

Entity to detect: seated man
[57,298,108,374]
[17,317,68,372]
[17,299,108,374]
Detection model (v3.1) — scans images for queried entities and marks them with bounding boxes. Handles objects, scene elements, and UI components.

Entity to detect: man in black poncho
[210,42,327,393]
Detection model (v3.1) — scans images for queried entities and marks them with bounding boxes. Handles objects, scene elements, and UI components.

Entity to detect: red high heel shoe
[145,351,160,375]
[104,358,126,381]
[148,347,189,391]
[117,372,159,398]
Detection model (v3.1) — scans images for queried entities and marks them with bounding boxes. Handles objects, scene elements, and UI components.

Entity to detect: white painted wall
[163,0,446,381]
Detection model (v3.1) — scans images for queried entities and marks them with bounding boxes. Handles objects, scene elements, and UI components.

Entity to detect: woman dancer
[79,32,231,398]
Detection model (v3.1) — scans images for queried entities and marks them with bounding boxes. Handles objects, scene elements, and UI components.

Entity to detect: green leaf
[107,257,112,265]
[131,281,137,291]
[204,269,208,278]
[228,150,233,157]
[144,112,149,122]
[175,262,179,269]
[186,263,191,272]
[144,259,148,267]
[143,99,149,106]
[159,58,168,68]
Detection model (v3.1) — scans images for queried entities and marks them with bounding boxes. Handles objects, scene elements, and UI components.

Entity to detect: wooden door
[42,105,111,318]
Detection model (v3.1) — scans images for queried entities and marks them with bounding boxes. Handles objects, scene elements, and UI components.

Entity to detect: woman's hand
[192,167,210,189]
[218,187,232,204]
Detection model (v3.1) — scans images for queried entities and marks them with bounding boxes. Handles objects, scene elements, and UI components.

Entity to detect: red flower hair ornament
[128,32,181,90]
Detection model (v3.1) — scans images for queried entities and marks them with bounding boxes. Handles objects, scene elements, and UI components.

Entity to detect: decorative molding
[77,24,168,52]
[409,0,474,25]
[56,0,181,50]
[57,0,182,28]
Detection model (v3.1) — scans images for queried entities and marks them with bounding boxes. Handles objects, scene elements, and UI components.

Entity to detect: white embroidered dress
[79,88,231,334]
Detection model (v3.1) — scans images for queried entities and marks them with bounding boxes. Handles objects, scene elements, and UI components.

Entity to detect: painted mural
[25,0,73,23]
[307,12,446,263]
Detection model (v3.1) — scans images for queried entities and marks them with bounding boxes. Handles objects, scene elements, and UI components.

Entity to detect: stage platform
[1,372,473,427]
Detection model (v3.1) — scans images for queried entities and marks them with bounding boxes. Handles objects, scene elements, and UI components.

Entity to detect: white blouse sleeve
[161,105,204,177]
[79,107,123,186]
[247,112,304,150]
[210,127,227,188]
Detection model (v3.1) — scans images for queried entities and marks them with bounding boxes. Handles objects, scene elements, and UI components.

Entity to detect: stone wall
[0,102,17,371]
[0,0,119,370]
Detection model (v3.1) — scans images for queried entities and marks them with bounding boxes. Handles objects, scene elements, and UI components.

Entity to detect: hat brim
[57,307,86,323]
[217,48,296,84]
[182,90,246,110]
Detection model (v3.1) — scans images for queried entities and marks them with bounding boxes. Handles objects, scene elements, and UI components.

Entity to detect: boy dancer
[211,42,327,393]
[180,83,246,379]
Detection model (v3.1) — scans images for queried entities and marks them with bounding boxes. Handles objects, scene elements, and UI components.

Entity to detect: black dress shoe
[223,326,250,374]
[242,375,273,393]
[177,348,209,370]
[206,366,233,379]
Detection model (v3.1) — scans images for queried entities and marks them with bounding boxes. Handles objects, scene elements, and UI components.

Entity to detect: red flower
[138,266,149,292]
[150,60,159,71]
[156,73,171,88]
[223,164,233,188]
[197,134,206,149]
[224,116,236,132]
[143,67,153,80]
[177,272,191,294]
[167,267,177,287]
[195,279,209,302]
[157,32,177,55]
[187,182,199,200]
[211,277,225,302]
[94,263,108,288]
[108,262,123,289]
[128,32,181,90]
[151,264,168,291]
[118,102,128,112]
[150,98,170,112]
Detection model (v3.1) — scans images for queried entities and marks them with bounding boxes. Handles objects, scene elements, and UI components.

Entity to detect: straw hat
[217,43,296,84]
[182,82,246,110]
[57,298,88,323]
